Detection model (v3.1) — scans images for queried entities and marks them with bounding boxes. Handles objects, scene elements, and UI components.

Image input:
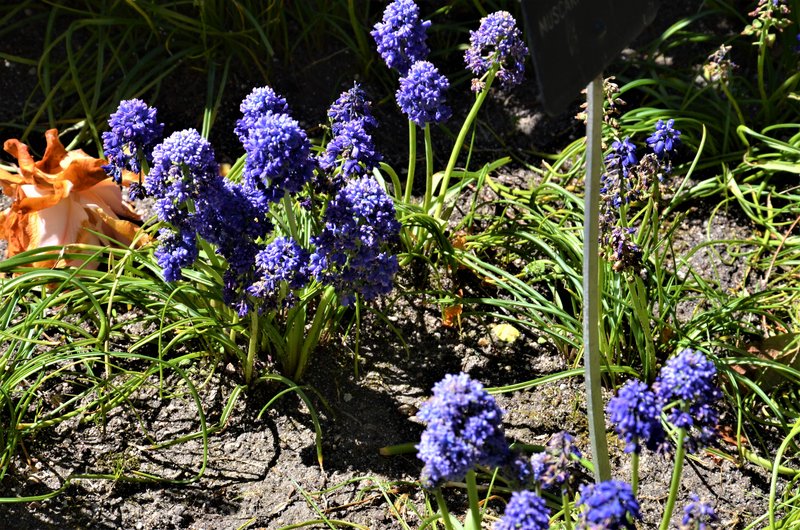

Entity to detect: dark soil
[0,1,784,529]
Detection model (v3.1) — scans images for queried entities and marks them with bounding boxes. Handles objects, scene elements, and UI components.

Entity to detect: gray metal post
[583,74,611,482]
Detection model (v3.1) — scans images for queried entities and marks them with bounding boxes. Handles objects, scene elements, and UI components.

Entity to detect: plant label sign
[520,0,660,115]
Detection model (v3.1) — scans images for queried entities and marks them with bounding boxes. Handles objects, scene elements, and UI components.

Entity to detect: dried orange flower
[0,129,145,267]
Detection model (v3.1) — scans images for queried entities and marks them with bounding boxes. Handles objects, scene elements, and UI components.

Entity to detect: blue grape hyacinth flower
[654,348,721,452]
[577,480,641,530]
[235,86,290,143]
[319,119,382,179]
[246,236,310,308]
[371,0,431,75]
[464,11,528,92]
[102,99,164,185]
[396,60,452,127]
[241,111,315,207]
[309,177,400,306]
[145,128,219,281]
[495,490,550,530]
[327,83,378,135]
[646,119,681,159]
[415,373,509,488]
[607,379,667,454]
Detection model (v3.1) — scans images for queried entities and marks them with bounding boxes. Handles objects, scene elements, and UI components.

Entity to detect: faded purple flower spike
[464,11,528,92]
[415,373,509,488]
[102,99,164,185]
[680,494,718,530]
[577,480,641,530]
[607,379,667,454]
[531,431,582,490]
[371,0,431,75]
[495,490,550,530]
[396,60,452,127]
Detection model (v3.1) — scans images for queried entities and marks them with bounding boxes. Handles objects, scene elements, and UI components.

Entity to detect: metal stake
[583,74,611,483]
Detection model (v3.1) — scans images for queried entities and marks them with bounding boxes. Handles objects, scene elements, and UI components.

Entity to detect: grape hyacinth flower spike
[607,379,666,454]
[576,480,641,530]
[145,128,219,281]
[396,60,452,127]
[495,490,550,530]
[234,85,290,143]
[646,119,681,159]
[415,373,508,488]
[319,119,382,180]
[531,431,582,491]
[327,83,378,135]
[246,236,310,309]
[309,177,400,306]
[654,348,721,452]
[464,11,529,92]
[371,0,431,75]
[241,111,315,207]
[102,99,164,189]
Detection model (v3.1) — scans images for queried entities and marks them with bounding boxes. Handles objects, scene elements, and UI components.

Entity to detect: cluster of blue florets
[607,379,667,454]
[105,78,400,312]
[609,349,720,455]
[102,99,164,187]
[145,128,219,282]
[396,60,451,127]
[577,480,641,530]
[246,237,310,309]
[241,111,315,208]
[654,348,722,452]
[416,373,509,488]
[371,0,431,75]
[464,11,528,92]
[310,177,400,306]
[495,490,551,530]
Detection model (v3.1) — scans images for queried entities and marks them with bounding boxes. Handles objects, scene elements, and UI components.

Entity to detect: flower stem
[658,426,687,530]
[244,311,259,385]
[282,192,299,242]
[434,488,456,530]
[423,123,434,212]
[433,66,497,220]
[631,450,640,496]
[466,469,481,530]
[404,120,417,204]
[562,489,574,530]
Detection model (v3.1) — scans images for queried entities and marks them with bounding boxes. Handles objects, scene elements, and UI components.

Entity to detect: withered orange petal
[36,129,69,175]
[60,156,108,190]
[3,138,36,176]
[15,181,71,213]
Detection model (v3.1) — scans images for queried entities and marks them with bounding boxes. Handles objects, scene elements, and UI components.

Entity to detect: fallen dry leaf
[442,304,462,328]
[0,129,145,267]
